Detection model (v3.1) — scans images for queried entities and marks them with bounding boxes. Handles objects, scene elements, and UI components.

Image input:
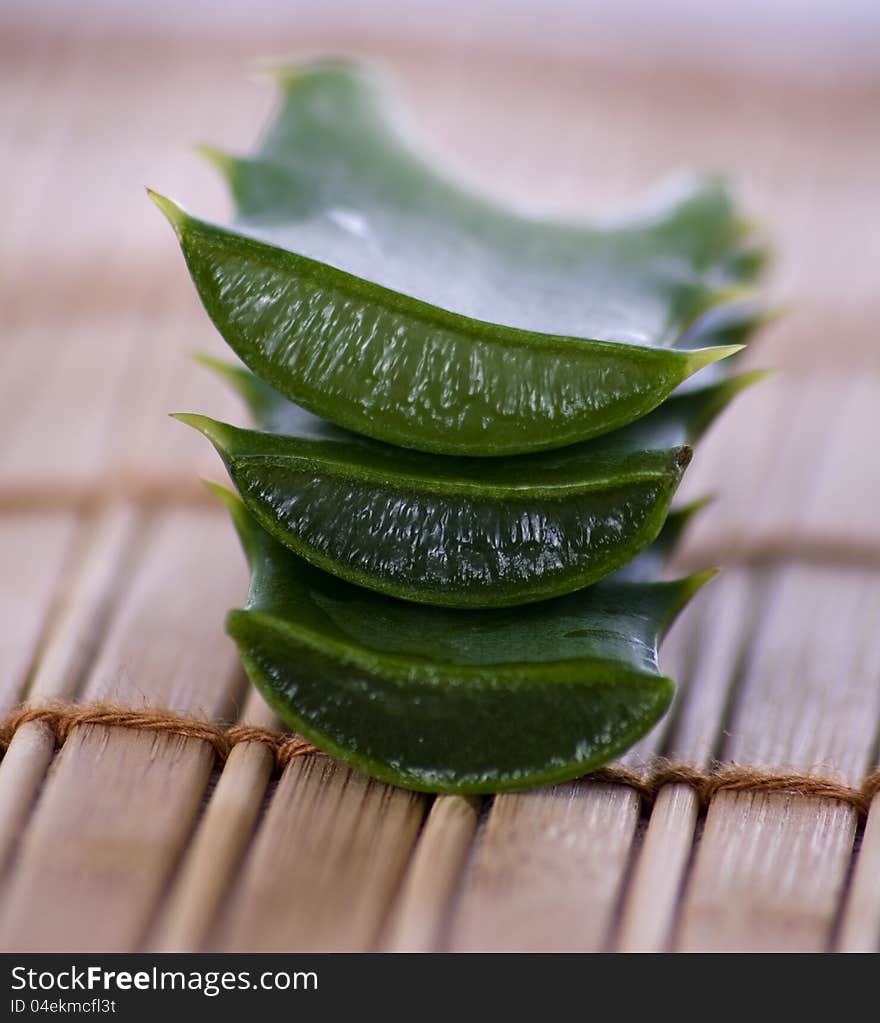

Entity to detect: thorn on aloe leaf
[170,412,229,452]
[193,144,237,180]
[686,343,746,373]
[146,188,190,236]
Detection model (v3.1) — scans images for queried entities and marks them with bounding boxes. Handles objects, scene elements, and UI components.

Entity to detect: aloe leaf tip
[681,566,720,605]
[686,342,746,373]
[169,410,208,428]
[193,144,237,179]
[732,366,778,391]
[170,411,229,450]
[190,352,230,373]
[201,477,236,506]
[254,54,370,88]
[659,567,718,639]
[678,493,716,516]
[203,480,261,568]
[147,188,189,236]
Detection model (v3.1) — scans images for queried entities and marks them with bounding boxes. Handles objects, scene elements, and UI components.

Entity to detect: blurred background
[1,0,878,532]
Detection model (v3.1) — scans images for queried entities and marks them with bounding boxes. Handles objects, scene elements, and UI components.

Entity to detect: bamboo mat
[1,16,879,953]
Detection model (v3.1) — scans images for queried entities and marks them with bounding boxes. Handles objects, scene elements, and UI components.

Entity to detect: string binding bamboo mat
[1,16,879,952]
[4,702,880,818]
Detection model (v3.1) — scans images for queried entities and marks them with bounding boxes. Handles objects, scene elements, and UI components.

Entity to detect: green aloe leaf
[216,486,712,793]
[150,59,754,456]
[611,496,711,582]
[177,364,761,607]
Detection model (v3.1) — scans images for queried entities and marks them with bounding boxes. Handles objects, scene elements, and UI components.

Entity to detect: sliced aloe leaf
[611,496,712,583]
[208,60,747,289]
[217,487,712,793]
[178,366,760,607]
[150,59,751,455]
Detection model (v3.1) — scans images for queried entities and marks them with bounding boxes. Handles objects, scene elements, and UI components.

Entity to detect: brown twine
[3,701,880,816]
[0,702,318,773]
[585,762,880,816]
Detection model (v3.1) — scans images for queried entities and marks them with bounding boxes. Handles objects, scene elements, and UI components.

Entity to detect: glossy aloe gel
[178,364,761,608]
[219,487,712,792]
[155,58,767,791]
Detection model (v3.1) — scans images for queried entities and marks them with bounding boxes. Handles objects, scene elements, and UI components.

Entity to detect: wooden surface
[1,15,879,952]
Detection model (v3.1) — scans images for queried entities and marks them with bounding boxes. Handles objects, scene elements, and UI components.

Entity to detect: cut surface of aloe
[219,488,710,793]
[151,59,753,455]
[179,363,759,607]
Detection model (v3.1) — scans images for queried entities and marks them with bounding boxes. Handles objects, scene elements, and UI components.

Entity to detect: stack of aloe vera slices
[153,60,767,793]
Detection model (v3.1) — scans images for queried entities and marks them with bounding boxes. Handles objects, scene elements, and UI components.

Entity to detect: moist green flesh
[232,463,678,605]
[222,495,708,792]
[174,222,737,455]
[235,626,673,792]
[183,369,758,606]
[154,60,754,455]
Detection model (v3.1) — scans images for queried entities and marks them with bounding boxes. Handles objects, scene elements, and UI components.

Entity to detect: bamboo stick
[615,570,757,951]
[149,740,274,952]
[380,796,482,952]
[0,506,136,877]
[147,688,280,952]
[0,509,245,951]
[80,510,245,714]
[449,783,640,951]
[0,21,96,281]
[0,722,56,880]
[0,513,78,714]
[681,791,856,952]
[0,725,215,951]
[27,506,140,705]
[836,792,880,951]
[213,755,425,952]
[676,563,880,951]
[615,784,699,952]
[799,376,880,550]
[679,377,880,565]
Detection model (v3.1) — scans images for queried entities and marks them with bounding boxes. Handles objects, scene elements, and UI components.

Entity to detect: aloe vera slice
[611,496,710,582]
[218,488,710,793]
[151,60,750,456]
[179,366,760,607]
